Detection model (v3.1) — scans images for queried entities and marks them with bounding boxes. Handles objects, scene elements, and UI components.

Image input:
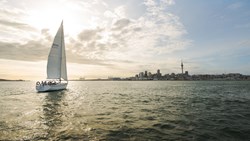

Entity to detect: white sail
[47,21,67,81]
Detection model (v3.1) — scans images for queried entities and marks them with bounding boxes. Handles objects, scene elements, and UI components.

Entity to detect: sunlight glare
[25,1,86,36]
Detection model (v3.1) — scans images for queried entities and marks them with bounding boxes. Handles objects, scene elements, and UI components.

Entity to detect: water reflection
[41,91,65,139]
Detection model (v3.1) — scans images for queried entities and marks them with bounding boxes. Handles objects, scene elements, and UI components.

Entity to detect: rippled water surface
[0,81,250,140]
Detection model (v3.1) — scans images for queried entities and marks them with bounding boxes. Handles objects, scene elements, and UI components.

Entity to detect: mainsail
[47,21,67,81]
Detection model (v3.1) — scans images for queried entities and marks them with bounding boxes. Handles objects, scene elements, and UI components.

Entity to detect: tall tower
[157,69,160,74]
[181,60,184,74]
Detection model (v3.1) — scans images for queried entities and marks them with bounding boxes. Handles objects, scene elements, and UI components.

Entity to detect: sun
[24,1,87,36]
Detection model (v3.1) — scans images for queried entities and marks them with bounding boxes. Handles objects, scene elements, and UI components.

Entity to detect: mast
[59,21,63,82]
[59,20,68,82]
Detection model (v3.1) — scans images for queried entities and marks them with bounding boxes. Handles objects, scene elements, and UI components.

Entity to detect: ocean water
[0,81,250,141]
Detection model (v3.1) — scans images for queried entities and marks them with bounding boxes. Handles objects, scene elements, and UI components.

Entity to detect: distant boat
[36,21,68,92]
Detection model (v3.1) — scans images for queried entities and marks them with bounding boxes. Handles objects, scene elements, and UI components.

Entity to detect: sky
[0,0,250,80]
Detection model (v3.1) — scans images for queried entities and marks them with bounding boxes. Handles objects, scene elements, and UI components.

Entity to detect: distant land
[74,62,250,81]
[73,71,250,81]
[0,79,25,81]
[2,72,250,82]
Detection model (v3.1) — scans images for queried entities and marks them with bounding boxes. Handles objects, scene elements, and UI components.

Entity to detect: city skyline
[1,0,250,80]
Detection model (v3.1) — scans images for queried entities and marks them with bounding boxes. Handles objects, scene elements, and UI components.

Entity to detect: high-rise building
[139,72,144,79]
[157,69,160,74]
[181,60,184,74]
[157,69,162,78]
[144,71,148,77]
[148,72,152,78]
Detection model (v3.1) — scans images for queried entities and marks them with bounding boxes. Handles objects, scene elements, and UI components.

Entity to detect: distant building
[144,71,148,77]
[148,72,152,79]
[157,69,162,79]
[139,72,144,79]
[157,69,160,74]
[128,67,249,81]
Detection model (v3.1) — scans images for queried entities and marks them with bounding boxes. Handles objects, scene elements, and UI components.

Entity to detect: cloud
[41,29,52,41]
[0,8,23,18]
[160,0,175,6]
[114,5,127,18]
[112,18,130,30]
[0,19,36,31]
[104,10,116,18]
[0,27,53,61]
[143,0,174,15]
[0,2,28,26]
[78,28,103,41]
[0,40,48,61]
[65,0,190,65]
[106,0,191,58]
[0,3,38,42]
[0,0,190,70]
[0,38,129,67]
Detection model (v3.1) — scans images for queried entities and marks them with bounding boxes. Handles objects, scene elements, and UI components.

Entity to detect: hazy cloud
[78,28,103,41]
[68,0,190,63]
[0,0,190,69]
[0,40,48,61]
[41,29,52,41]
[114,5,127,18]
[0,20,36,31]
[113,0,191,58]
[112,18,130,30]
[0,8,24,18]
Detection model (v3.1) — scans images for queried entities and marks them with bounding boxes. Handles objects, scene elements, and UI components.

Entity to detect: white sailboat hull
[36,83,67,92]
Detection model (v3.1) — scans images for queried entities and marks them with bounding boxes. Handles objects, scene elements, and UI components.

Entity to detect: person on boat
[41,81,47,86]
[48,81,52,85]
[36,81,40,86]
[52,80,56,85]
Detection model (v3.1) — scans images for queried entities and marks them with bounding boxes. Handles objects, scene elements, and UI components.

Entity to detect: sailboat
[36,21,68,92]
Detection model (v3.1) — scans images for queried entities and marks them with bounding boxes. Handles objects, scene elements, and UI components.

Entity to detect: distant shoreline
[69,79,250,81]
[1,79,250,82]
[0,79,25,81]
